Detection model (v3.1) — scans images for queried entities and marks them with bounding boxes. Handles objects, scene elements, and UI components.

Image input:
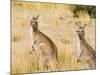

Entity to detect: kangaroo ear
[32,15,40,20]
[83,24,87,29]
[36,15,40,19]
[32,16,36,20]
[75,21,82,28]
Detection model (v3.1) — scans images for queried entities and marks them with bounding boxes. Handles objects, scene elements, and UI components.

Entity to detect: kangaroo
[29,15,58,70]
[75,22,96,69]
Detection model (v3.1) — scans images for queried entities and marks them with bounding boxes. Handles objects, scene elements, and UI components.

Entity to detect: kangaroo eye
[82,31,84,32]
[76,31,79,32]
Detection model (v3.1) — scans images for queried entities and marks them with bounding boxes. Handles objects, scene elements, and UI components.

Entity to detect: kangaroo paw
[32,48,35,51]
[77,59,81,63]
[32,46,35,51]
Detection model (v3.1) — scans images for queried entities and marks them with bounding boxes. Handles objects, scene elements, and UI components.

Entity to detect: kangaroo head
[30,15,40,32]
[75,21,87,40]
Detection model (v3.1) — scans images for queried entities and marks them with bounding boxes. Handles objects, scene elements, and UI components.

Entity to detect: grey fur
[29,15,58,70]
[75,22,96,69]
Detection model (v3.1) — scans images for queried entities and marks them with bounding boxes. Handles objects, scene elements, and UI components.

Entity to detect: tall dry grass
[11,1,96,74]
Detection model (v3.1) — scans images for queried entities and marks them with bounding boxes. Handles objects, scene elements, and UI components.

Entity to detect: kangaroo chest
[29,27,39,46]
[77,37,81,57]
[32,34,39,45]
[77,36,91,60]
[32,32,47,48]
[79,40,92,61]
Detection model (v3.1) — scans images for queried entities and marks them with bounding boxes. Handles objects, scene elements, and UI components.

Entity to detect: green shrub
[70,5,96,18]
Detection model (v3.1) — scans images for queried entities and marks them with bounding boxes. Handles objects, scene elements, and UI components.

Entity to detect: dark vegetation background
[70,5,96,18]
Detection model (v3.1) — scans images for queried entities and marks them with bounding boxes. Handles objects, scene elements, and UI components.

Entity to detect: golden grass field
[11,1,96,74]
